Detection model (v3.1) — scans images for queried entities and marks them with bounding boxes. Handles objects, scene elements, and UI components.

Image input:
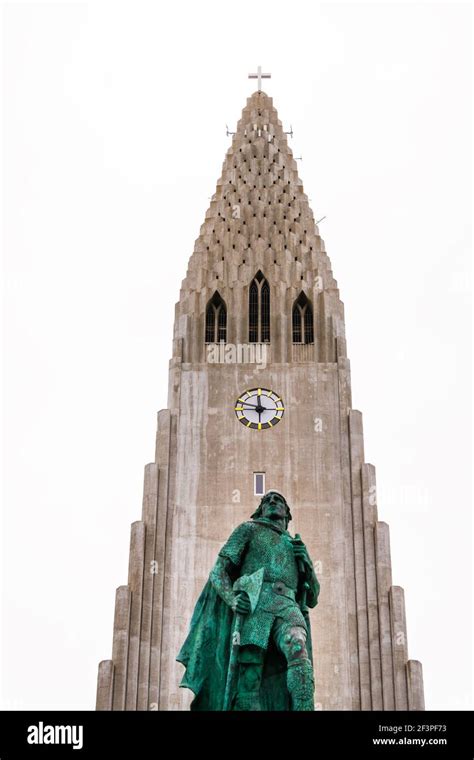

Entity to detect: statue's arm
[209,555,237,609]
[304,560,320,609]
[210,522,253,613]
[210,522,253,606]
[293,538,320,608]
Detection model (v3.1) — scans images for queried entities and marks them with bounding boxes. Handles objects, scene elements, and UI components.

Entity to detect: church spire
[183,88,334,292]
[174,89,342,366]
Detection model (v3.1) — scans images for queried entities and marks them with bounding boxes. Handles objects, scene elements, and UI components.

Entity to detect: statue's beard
[265,510,286,524]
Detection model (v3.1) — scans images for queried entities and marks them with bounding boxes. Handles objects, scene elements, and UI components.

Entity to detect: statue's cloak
[176,573,313,711]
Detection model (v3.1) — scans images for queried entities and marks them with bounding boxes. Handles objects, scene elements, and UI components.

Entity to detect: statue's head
[251,490,292,527]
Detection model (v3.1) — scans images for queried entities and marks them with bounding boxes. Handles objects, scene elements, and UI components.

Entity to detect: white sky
[2,0,472,710]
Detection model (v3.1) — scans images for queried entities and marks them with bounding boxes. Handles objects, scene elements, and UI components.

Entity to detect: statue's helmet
[251,489,292,523]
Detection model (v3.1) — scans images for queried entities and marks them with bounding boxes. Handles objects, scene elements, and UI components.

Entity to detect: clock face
[234,388,285,430]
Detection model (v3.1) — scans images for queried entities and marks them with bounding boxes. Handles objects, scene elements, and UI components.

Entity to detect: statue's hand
[232,592,251,615]
[291,537,311,568]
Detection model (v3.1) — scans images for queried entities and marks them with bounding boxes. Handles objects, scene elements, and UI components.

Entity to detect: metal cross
[248,66,271,91]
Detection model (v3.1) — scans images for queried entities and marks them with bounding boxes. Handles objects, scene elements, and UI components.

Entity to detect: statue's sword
[222,567,264,711]
[294,533,311,612]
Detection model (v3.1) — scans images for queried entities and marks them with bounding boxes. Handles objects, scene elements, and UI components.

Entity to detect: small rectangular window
[254,472,265,496]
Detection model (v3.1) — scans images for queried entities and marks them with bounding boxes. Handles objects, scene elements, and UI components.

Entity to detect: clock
[234,388,285,430]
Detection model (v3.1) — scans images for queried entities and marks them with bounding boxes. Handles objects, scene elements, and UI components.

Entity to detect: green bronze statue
[177,490,320,710]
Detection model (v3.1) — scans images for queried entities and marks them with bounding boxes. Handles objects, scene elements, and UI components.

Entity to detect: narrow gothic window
[205,303,215,343]
[292,292,314,344]
[249,281,258,342]
[261,280,270,342]
[249,271,270,343]
[217,301,227,342]
[292,302,302,343]
[304,301,314,344]
[205,292,227,343]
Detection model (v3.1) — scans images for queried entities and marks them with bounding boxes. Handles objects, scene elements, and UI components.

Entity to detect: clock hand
[241,404,274,412]
[237,399,277,414]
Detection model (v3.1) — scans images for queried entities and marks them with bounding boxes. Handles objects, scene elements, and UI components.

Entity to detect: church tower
[96,83,425,711]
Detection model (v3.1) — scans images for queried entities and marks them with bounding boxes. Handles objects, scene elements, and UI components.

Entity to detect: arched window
[304,301,314,344]
[261,280,270,342]
[248,271,270,343]
[292,301,302,343]
[205,292,227,343]
[292,292,314,344]
[249,280,259,343]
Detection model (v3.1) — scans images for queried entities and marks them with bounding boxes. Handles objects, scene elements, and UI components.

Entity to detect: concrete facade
[96,91,424,711]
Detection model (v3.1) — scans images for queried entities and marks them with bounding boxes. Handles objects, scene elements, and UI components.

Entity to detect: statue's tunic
[218,519,307,650]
